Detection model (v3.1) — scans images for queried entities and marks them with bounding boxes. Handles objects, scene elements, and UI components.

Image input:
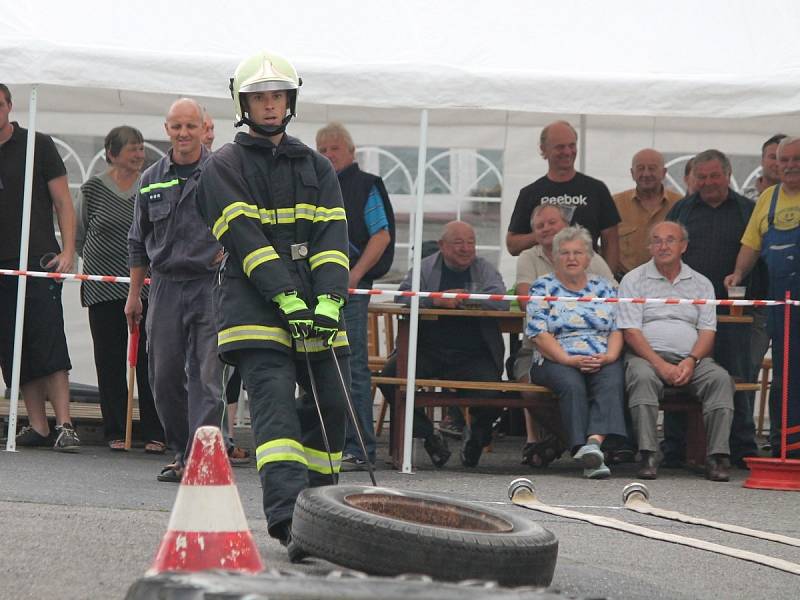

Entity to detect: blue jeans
[530,358,627,451]
[342,291,376,462]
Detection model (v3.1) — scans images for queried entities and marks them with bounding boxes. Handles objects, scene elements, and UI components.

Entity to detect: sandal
[521,434,563,468]
[228,445,251,466]
[108,439,126,452]
[157,462,184,483]
[144,440,167,454]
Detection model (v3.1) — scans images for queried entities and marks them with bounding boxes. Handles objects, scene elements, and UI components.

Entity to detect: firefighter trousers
[235,347,348,538]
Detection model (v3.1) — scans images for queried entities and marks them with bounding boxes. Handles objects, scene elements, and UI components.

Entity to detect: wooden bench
[373,374,761,469]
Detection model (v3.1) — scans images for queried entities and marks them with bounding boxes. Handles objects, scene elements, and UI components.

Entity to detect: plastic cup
[727,286,746,317]
[39,252,58,272]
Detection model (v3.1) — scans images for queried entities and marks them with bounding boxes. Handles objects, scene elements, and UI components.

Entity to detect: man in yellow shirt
[726,136,800,458]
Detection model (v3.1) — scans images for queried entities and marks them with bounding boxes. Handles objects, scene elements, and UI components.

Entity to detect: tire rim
[343,493,514,533]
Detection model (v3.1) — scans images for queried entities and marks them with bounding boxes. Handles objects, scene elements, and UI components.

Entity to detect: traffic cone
[148,426,264,574]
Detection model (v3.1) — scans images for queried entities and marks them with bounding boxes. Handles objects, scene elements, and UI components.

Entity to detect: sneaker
[340,453,369,472]
[574,444,603,469]
[584,462,611,479]
[423,433,451,468]
[15,425,54,447]
[227,445,251,466]
[53,423,80,453]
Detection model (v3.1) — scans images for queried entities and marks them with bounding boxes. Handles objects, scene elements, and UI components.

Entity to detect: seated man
[618,221,734,482]
[379,220,508,468]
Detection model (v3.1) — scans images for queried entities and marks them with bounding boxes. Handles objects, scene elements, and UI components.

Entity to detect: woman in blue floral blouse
[526,226,627,479]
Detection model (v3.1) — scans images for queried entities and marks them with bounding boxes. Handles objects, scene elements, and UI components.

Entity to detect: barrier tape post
[4,86,38,454]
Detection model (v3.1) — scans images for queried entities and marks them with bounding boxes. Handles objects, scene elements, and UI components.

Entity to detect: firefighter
[196,50,350,561]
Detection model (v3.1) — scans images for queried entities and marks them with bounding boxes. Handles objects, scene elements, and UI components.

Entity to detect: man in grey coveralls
[618,221,734,482]
[125,98,224,482]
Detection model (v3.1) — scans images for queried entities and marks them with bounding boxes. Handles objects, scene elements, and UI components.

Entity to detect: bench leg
[685,406,707,468]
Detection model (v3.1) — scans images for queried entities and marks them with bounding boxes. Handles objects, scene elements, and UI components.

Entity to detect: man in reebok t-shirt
[506,120,620,273]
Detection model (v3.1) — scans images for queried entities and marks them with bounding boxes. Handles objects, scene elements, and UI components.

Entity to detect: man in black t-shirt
[0,83,80,452]
[506,120,620,273]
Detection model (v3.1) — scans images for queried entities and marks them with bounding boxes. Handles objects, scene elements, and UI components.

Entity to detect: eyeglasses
[649,237,684,247]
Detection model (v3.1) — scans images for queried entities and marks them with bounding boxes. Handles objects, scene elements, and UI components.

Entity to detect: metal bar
[401,109,429,474]
[5,86,38,453]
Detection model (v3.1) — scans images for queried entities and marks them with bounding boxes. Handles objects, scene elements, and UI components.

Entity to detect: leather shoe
[637,451,658,480]
[460,426,484,468]
[424,433,451,468]
[705,455,730,482]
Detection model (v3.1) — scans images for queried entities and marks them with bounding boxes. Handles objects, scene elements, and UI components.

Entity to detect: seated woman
[526,226,627,479]
[513,205,616,468]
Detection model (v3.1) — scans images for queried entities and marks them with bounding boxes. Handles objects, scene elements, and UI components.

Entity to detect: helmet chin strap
[240,113,293,138]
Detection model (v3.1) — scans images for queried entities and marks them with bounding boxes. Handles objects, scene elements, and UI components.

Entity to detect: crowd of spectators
[3,79,798,486]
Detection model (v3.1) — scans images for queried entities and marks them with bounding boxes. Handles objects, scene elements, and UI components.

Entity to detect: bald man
[613,149,682,277]
[127,98,224,483]
[379,221,508,468]
[507,120,620,273]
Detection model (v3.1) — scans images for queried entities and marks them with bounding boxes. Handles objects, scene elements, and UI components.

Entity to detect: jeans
[341,291,376,462]
[530,358,627,451]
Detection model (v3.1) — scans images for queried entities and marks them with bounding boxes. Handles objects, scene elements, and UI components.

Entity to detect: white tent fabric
[4,0,800,118]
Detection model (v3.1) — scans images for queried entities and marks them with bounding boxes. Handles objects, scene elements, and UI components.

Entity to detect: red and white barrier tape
[1,268,796,306]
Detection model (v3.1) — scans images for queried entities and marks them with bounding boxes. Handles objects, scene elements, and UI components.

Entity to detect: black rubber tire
[291,485,558,587]
[126,570,583,600]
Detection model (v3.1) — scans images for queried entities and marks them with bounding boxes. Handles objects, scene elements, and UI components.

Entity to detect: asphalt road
[1,434,798,600]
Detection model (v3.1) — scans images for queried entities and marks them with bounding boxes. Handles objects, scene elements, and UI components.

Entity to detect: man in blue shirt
[316,123,395,470]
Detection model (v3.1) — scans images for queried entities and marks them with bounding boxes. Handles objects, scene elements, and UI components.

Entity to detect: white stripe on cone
[167,486,250,532]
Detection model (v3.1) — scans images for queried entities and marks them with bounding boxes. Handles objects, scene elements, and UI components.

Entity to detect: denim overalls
[762,184,800,454]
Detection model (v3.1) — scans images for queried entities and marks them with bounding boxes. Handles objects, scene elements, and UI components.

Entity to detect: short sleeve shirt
[526,273,618,356]
[613,187,682,274]
[741,184,800,251]
[364,185,389,236]
[617,260,716,356]
[0,123,66,262]
[508,172,620,248]
[515,245,617,288]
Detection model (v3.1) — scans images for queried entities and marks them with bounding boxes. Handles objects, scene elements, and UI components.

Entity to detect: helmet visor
[240,80,298,94]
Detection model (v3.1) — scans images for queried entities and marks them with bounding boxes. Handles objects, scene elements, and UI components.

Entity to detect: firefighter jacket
[128,146,221,279]
[196,132,350,362]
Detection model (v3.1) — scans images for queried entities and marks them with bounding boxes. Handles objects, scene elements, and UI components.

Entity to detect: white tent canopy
[5,0,800,118]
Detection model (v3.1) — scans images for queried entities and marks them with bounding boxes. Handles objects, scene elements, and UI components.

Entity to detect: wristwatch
[687,354,700,365]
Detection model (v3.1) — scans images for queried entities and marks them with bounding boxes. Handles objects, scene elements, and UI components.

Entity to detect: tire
[291,485,558,587]
[126,570,579,600]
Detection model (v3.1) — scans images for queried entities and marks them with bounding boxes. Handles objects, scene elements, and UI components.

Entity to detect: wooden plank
[371,375,550,393]
[372,376,757,394]
[0,399,140,422]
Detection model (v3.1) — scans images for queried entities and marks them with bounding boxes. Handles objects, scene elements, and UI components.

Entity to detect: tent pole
[401,109,429,474]
[5,86,39,452]
[579,114,587,173]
